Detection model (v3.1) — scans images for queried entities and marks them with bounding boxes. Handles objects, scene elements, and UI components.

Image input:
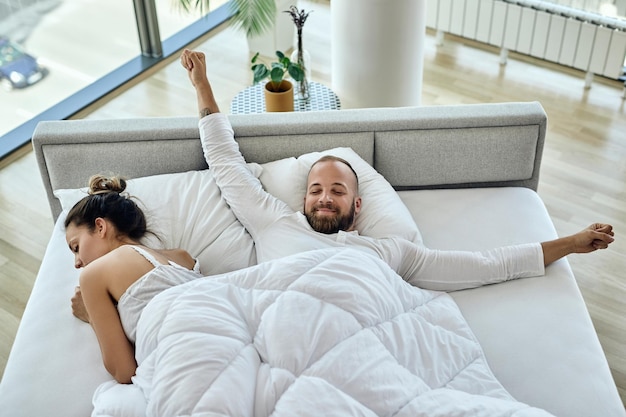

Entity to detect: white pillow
[54,170,256,276]
[55,147,422,277]
[252,147,423,245]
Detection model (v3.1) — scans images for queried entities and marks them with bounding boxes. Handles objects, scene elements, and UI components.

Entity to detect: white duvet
[92,248,554,417]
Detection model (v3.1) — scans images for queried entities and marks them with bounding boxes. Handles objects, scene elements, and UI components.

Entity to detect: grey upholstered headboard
[33,102,547,221]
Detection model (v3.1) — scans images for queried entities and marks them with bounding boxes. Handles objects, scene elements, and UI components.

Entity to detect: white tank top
[117,246,202,343]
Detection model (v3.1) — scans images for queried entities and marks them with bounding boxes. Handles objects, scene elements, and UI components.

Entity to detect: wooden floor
[1,0,624,406]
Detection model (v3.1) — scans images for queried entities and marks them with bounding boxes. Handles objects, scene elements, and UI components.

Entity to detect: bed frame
[1,102,623,417]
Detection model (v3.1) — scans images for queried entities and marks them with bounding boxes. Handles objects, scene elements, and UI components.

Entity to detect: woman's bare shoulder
[159,248,196,270]
[79,250,126,288]
[82,246,157,299]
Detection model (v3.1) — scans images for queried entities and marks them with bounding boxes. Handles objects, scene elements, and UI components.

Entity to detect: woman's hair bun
[88,175,127,196]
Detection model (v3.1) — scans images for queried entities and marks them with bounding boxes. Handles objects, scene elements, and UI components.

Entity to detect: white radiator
[426,0,626,81]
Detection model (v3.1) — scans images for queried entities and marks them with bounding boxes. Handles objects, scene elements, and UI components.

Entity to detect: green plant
[174,0,277,37]
[251,50,304,91]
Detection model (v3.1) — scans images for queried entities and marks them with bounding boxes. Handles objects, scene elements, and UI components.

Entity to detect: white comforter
[92,248,554,417]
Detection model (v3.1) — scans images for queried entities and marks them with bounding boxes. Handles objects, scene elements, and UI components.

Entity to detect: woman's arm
[80,265,137,384]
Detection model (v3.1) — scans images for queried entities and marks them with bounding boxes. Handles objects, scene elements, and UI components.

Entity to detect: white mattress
[399,187,623,416]
[0,187,623,417]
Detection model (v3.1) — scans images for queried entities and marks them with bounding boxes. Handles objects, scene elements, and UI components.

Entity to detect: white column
[331,0,426,108]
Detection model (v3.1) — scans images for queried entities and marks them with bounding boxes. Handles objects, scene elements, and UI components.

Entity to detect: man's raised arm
[179,49,295,241]
[181,49,220,118]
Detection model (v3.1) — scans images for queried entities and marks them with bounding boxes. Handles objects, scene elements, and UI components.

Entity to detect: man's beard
[305,200,357,234]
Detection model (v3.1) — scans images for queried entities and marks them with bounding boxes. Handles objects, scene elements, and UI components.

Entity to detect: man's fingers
[189,52,204,68]
[180,49,205,71]
[180,49,194,70]
[590,230,614,250]
[595,230,615,243]
[592,223,613,235]
[592,240,609,250]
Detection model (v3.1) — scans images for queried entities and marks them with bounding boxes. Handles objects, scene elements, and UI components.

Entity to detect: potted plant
[251,50,304,111]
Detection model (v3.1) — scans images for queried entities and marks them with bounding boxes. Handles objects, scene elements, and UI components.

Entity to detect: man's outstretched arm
[397,223,614,292]
[181,49,220,118]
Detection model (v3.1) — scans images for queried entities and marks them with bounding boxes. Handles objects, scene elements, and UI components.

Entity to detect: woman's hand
[71,286,90,323]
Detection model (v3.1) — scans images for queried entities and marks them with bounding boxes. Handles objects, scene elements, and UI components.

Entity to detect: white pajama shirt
[199,113,545,292]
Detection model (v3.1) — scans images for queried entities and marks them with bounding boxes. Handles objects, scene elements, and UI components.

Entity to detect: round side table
[230,81,341,114]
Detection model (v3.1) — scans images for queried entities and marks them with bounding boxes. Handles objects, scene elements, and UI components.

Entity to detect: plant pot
[264,80,294,112]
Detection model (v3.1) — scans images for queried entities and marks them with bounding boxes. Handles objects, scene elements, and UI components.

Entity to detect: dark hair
[309,155,359,192]
[64,175,147,240]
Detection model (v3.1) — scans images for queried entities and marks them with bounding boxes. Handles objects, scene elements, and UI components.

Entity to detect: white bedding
[4,188,622,417]
[92,248,554,417]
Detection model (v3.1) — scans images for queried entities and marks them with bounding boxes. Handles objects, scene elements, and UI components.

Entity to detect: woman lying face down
[65,175,201,383]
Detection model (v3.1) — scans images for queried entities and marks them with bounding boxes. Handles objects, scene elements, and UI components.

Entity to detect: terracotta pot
[264,80,294,112]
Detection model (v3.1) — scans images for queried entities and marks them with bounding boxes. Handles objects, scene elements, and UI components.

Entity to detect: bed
[0,102,623,416]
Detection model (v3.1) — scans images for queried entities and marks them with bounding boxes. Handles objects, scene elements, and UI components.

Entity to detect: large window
[0,0,230,159]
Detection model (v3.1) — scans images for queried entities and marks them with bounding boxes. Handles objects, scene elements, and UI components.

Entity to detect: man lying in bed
[179,48,615,292]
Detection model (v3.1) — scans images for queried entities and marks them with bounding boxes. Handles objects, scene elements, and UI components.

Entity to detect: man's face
[303,160,361,234]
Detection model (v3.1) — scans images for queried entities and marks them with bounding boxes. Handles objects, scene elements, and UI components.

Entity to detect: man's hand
[180,48,220,116]
[181,49,208,88]
[542,223,615,266]
[71,286,90,323]
[571,223,614,253]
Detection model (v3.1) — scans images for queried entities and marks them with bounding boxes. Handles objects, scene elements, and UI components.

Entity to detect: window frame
[0,2,232,160]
